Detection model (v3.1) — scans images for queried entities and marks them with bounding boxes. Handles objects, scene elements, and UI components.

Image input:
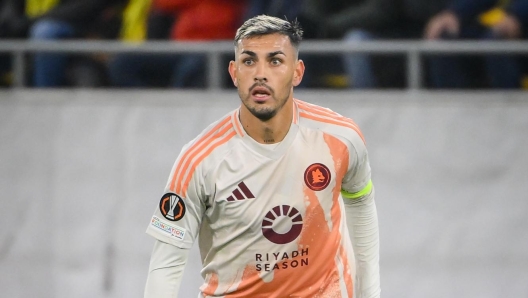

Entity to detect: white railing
[1,40,527,89]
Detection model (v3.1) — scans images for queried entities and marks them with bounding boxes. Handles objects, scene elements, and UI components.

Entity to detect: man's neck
[240,101,293,144]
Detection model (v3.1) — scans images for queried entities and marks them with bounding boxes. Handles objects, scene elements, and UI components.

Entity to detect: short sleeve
[340,129,372,196]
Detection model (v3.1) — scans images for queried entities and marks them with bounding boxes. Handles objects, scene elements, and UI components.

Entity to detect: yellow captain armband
[341,180,373,199]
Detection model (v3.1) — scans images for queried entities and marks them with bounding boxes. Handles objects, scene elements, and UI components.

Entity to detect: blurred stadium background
[2,0,528,297]
[1,85,527,297]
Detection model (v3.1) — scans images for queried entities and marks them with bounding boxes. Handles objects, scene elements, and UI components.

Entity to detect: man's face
[229,33,304,121]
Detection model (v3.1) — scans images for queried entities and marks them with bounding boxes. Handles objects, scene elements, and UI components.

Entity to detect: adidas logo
[226,182,255,201]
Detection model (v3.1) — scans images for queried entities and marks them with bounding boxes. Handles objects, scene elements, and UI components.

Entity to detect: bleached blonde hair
[234,15,303,52]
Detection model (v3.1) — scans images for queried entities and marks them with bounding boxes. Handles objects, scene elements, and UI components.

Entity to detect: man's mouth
[251,86,272,99]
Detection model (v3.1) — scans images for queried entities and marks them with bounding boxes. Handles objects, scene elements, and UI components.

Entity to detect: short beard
[242,90,290,121]
[240,83,291,121]
[248,106,278,121]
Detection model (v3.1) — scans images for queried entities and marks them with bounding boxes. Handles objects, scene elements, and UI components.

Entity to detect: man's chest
[205,138,346,236]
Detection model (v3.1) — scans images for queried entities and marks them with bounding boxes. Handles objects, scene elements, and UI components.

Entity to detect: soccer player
[144,15,380,298]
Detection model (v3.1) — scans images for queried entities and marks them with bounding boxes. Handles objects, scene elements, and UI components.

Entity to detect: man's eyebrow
[268,51,286,57]
[239,50,286,59]
[241,50,257,57]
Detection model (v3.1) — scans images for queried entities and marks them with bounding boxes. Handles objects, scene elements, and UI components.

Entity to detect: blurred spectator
[299,0,401,89]
[106,0,170,87]
[244,0,304,22]
[119,0,151,42]
[398,0,452,38]
[425,0,528,89]
[0,0,126,87]
[108,0,247,88]
[299,0,460,89]
[376,0,450,88]
[0,0,23,86]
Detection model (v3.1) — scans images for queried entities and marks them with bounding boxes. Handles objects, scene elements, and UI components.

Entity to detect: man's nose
[254,63,267,82]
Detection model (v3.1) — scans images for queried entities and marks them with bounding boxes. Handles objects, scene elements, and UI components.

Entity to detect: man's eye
[243,59,254,66]
[271,58,282,65]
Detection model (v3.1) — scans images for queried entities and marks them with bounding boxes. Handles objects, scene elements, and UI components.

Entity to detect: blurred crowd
[0,0,527,89]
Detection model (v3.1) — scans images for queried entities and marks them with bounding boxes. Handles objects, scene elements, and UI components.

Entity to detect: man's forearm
[343,187,380,298]
[508,0,528,29]
[144,240,189,298]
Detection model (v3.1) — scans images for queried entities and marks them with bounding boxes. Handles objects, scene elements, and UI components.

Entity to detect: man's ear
[293,59,305,87]
[228,60,237,87]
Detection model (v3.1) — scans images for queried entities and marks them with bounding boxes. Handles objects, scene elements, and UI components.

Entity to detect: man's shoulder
[295,98,355,122]
[294,98,365,144]
[180,109,239,161]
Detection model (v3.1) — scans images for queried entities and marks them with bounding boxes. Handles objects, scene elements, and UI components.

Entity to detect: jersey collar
[231,99,300,138]
[231,99,300,159]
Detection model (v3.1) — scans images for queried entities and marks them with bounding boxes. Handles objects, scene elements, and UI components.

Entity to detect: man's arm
[342,184,380,298]
[425,0,496,39]
[144,240,190,298]
[507,0,528,29]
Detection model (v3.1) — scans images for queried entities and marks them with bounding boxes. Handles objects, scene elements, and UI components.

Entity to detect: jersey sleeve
[339,123,380,297]
[144,240,189,298]
[340,128,372,198]
[146,145,207,249]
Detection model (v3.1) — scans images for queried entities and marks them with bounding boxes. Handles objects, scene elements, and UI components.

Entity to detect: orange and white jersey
[147,98,371,298]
